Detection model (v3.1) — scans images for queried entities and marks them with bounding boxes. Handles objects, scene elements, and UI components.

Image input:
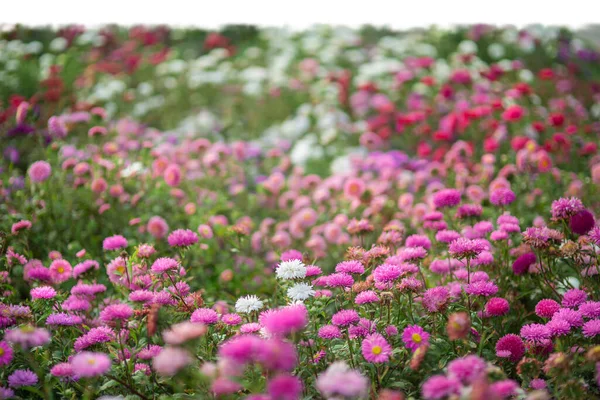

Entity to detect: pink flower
[355,291,379,305]
[11,220,32,235]
[422,287,450,312]
[448,238,485,259]
[326,273,354,288]
[164,164,182,187]
[422,375,461,400]
[191,308,219,325]
[152,346,192,376]
[332,310,360,327]
[316,362,368,399]
[30,286,57,300]
[49,259,72,284]
[163,322,207,345]
[344,178,366,198]
[447,355,486,384]
[535,299,560,318]
[433,189,461,208]
[71,352,111,377]
[484,297,510,317]
[147,216,169,239]
[0,341,13,366]
[100,304,133,323]
[361,333,391,363]
[102,235,128,251]
[28,161,52,183]
[263,305,308,336]
[168,229,199,247]
[151,257,179,273]
[267,374,303,400]
[318,325,342,339]
[402,325,430,352]
[373,263,402,283]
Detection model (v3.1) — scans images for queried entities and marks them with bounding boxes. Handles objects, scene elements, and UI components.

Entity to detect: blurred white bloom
[287,283,315,301]
[519,69,534,82]
[121,162,145,178]
[50,37,68,52]
[488,43,505,59]
[276,260,307,280]
[235,295,264,314]
[137,82,153,96]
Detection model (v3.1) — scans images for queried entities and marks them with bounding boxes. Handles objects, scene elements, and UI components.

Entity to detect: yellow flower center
[21,326,34,333]
[87,358,96,365]
[117,266,125,274]
[0,347,4,356]
[412,333,422,343]
[371,345,382,355]
[57,267,64,273]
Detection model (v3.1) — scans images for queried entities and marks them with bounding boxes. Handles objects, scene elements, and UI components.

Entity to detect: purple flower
[8,369,38,388]
[583,319,600,337]
[433,189,461,208]
[448,238,485,259]
[520,323,550,342]
[570,210,595,235]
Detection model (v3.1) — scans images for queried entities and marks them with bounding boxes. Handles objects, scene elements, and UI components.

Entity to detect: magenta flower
[102,235,128,251]
[100,303,133,323]
[0,341,13,366]
[326,273,354,288]
[373,263,402,283]
[535,299,560,318]
[318,325,342,339]
[485,297,510,317]
[361,333,391,363]
[433,189,461,208]
[448,238,485,259]
[402,325,430,352]
[49,259,72,284]
[355,291,380,305]
[28,161,52,183]
[520,323,550,342]
[151,257,179,273]
[30,286,57,300]
[495,334,525,362]
[262,305,308,336]
[447,355,486,384]
[583,319,600,338]
[267,374,303,400]
[71,352,111,377]
[8,369,38,388]
[168,229,199,247]
[331,310,360,327]
[335,260,365,275]
[422,375,461,400]
[190,308,219,325]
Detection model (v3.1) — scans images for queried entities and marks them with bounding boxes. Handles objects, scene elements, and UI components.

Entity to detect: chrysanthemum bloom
[402,325,430,352]
[552,308,584,327]
[151,257,179,274]
[287,283,315,301]
[316,362,368,399]
[72,260,100,278]
[28,161,52,183]
[569,210,595,235]
[456,204,483,219]
[562,289,588,308]
[100,304,133,323]
[30,286,57,300]
[219,313,241,326]
[102,235,128,251]
[546,319,571,337]
[11,220,32,235]
[535,299,560,318]
[168,229,199,247]
[191,308,219,325]
[421,375,461,400]
[495,334,525,362]
[0,387,14,398]
[137,345,163,360]
[447,355,486,384]
[164,164,182,187]
[361,333,391,363]
[73,327,115,352]
[318,325,342,339]
[5,326,51,349]
[153,346,192,376]
[465,281,498,297]
[267,374,303,400]
[355,290,379,305]
[373,263,402,283]
[589,226,600,246]
[335,260,365,275]
[163,321,207,345]
[71,352,111,377]
[281,249,303,262]
[583,320,600,337]
[512,252,536,275]
[344,177,366,199]
[579,301,600,318]
[448,238,485,259]
[530,378,547,390]
[137,244,156,258]
[48,116,67,138]
[326,273,354,288]
[490,188,516,206]
[435,230,461,244]
[49,259,72,283]
[447,312,471,340]
[551,197,584,220]
[485,297,510,317]
[490,380,519,398]
[422,287,450,312]
[263,305,308,336]
[332,310,360,327]
[46,313,82,326]
[147,216,169,239]
[50,363,73,378]
[276,259,307,280]
[0,341,13,366]
[235,295,264,313]
[433,189,461,208]
[520,324,551,342]
[8,369,38,388]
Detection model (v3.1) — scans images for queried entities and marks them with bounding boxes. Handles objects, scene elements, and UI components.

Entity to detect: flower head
[402,325,430,352]
[361,333,391,363]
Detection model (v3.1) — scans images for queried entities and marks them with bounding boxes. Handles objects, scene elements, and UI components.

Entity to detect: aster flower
[433,189,461,208]
[263,305,308,336]
[287,283,315,301]
[485,297,510,317]
[30,286,57,300]
[421,375,460,400]
[0,341,13,366]
[422,287,450,312]
[163,321,207,345]
[520,323,551,342]
[583,319,600,338]
[276,259,307,280]
[361,333,391,363]
[46,313,82,326]
[551,197,584,220]
[318,325,342,339]
[512,252,536,275]
[335,260,365,274]
[448,238,485,259]
[332,310,360,327]
[495,334,525,362]
[355,290,380,305]
[570,210,595,235]
[326,273,354,288]
[535,299,560,318]
[8,369,38,388]
[167,229,199,247]
[579,301,600,318]
[151,257,179,274]
[316,362,368,399]
[222,313,242,326]
[100,304,133,323]
[373,263,402,283]
[447,355,486,384]
[11,220,32,235]
[5,326,51,349]
[402,325,430,352]
[190,308,219,324]
[562,289,588,308]
[235,295,264,314]
[28,161,52,183]
[49,259,72,284]
[71,352,111,377]
[102,234,128,251]
[465,281,499,297]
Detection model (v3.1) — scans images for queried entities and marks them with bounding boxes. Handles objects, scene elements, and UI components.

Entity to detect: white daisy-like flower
[276,259,307,280]
[235,295,264,314]
[287,283,315,301]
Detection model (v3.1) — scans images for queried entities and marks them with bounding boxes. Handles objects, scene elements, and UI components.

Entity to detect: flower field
[2,24,600,399]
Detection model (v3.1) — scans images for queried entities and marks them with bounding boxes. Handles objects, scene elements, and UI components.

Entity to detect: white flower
[287,283,315,301]
[235,295,264,314]
[275,259,307,280]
